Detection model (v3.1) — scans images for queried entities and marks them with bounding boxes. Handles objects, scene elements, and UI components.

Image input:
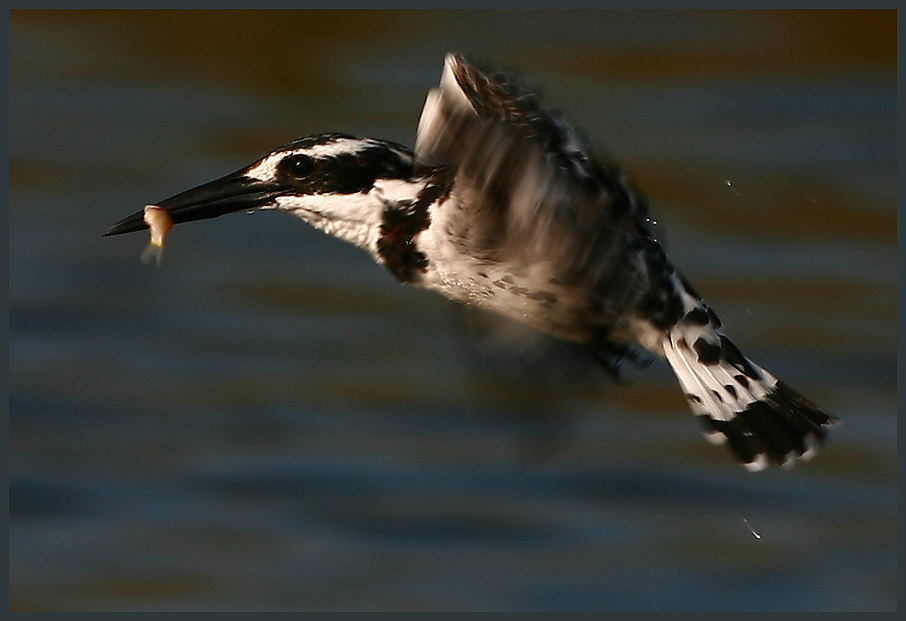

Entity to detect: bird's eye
[284,154,313,178]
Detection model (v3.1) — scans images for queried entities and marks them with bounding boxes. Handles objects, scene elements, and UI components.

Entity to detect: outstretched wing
[415,54,659,341]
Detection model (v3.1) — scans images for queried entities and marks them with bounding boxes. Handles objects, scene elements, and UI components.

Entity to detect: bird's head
[104,133,417,251]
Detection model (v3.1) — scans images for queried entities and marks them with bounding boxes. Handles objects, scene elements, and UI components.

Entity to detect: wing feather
[416,54,656,336]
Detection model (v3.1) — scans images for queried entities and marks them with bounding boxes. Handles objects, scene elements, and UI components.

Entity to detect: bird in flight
[105,53,837,470]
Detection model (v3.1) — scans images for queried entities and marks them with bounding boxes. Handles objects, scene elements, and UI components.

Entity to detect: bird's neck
[275,177,436,278]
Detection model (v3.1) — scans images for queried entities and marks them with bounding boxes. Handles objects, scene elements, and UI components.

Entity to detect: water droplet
[724,179,742,197]
[742,517,762,540]
[802,193,822,207]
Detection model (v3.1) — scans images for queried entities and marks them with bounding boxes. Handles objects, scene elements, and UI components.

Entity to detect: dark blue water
[10,10,896,611]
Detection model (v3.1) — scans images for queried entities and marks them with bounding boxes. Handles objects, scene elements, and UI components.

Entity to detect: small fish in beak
[140,205,174,266]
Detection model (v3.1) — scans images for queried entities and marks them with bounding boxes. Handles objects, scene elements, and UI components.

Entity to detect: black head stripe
[275,136,415,195]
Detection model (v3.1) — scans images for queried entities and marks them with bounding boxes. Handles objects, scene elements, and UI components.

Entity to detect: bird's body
[106,54,836,470]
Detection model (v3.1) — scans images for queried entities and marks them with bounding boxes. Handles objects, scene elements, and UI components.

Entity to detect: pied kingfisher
[105,53,837,470]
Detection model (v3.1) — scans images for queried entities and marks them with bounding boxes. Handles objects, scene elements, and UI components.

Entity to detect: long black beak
[103,170,288,237]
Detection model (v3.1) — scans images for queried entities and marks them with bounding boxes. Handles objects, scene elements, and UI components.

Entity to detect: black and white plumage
[105,53,837,470]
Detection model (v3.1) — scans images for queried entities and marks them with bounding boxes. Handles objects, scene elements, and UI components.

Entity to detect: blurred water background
[9,9,896,611]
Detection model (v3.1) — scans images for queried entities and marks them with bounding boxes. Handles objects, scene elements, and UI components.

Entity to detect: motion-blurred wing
[416,54,655,332]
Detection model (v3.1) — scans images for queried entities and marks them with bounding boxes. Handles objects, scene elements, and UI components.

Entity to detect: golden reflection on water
[11,10,895,89]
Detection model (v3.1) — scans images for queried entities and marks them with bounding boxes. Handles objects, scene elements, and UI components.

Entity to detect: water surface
[10,10,896,611]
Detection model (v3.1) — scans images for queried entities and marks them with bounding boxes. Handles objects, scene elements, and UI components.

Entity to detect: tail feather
[663,320,837,471]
